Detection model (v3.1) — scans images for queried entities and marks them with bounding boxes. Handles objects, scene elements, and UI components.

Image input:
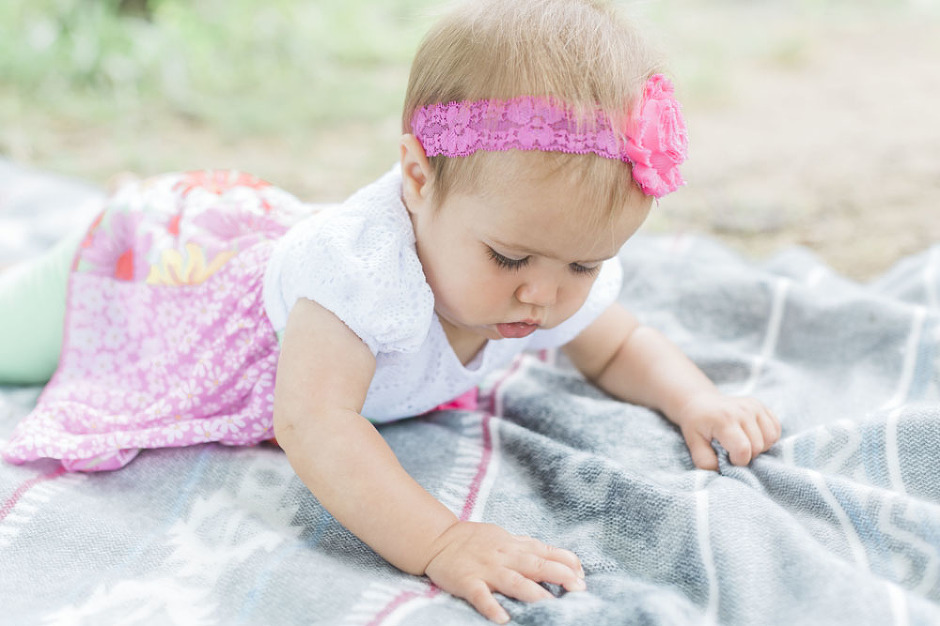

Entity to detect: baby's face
[408,155,652,356]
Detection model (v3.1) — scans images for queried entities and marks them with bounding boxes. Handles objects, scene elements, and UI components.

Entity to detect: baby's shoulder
[264,167,433,355]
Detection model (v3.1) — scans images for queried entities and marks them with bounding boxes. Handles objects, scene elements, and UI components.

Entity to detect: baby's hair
[403,0,665,215]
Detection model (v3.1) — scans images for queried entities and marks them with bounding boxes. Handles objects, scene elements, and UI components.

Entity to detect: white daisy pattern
[2,171,309,470]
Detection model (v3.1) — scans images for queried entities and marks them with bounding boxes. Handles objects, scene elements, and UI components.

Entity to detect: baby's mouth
[495,321,540,339]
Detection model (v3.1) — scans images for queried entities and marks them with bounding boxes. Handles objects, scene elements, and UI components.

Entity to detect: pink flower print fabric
[2,171,311,471]
[80,211,154,281]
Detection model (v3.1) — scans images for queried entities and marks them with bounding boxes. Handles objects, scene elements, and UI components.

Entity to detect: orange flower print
[168,214,182,236]
[173,170,271,198]
[114,249,135,281]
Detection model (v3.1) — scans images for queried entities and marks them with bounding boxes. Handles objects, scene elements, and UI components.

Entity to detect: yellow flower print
[147,243,236,286]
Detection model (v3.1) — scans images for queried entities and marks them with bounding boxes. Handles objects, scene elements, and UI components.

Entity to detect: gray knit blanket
[1,159,939,625]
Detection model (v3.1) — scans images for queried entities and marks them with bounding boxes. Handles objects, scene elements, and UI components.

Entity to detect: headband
[411,74,689,199]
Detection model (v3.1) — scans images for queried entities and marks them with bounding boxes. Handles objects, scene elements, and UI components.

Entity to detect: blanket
[1,159,939,625]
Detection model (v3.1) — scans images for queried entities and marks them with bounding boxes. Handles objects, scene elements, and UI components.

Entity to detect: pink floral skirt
[2,171,313,471]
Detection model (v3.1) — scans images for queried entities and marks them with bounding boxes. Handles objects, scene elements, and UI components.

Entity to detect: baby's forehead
[463,150,647,216]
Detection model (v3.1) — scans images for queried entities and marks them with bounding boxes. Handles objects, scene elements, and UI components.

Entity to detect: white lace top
[262,167,623,421]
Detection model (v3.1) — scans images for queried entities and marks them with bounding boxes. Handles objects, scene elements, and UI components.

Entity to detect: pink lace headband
[411,74,689,199]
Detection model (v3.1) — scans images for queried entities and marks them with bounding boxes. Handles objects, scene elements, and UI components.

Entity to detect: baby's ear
[400,134,435,214]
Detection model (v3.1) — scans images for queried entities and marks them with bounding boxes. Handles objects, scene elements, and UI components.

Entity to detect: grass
[4,0,917,136]
[0,0,928,200]
[1,0,438,136]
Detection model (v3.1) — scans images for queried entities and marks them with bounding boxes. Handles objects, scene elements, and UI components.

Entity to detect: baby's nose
[515,277,557,308]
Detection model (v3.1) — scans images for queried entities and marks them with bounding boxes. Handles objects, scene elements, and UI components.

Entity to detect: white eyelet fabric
[264,168,434,356]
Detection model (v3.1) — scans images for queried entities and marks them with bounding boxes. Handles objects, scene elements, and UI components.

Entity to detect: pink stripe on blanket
[459,412,494,522]
[367,357,526,624]
[0,465,66,522]
[366,587,440,626]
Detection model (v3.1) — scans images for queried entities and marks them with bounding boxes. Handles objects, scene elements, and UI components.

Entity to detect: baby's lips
[496,322,539,339]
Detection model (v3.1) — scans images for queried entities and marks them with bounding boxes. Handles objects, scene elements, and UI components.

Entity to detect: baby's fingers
[684,430,719,471]
[758,408,781,450]
[740,416,765,462]
[526,541,584,577]
[466,582,511,624]
[494,569,555,603]
[717,422,753,466]
[514,551,586,593]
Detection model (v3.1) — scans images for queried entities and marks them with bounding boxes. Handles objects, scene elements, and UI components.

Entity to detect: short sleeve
[526,256,623,350]
[262,170,434,355]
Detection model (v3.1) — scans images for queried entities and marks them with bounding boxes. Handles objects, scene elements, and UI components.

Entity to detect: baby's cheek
[562,284,594,317]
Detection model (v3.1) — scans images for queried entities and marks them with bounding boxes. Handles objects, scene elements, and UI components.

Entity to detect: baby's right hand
[423,521,586,623]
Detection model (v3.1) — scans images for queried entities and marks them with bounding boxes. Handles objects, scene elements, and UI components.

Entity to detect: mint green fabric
[0,230,82,385]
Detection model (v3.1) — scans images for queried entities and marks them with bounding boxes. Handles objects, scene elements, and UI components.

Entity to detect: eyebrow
[488,239,611,265]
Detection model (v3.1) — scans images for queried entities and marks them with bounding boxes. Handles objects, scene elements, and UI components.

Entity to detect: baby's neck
[439,319,487,367]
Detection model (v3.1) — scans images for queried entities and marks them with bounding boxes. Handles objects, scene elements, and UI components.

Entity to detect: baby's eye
[569,262,601,277]
[488,248,530,271]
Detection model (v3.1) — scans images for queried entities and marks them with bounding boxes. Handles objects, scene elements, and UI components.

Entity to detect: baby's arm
[563,303,781,470]
[273,298,584,623]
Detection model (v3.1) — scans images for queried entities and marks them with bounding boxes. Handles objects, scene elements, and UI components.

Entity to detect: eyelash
[570,263,601,277]
[488,248,529,271]
[487,248,600,277]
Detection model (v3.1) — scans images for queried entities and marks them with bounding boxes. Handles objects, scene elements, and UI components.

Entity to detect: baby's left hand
[675,393,781,471]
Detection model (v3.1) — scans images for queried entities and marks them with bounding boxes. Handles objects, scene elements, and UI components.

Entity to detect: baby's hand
[676,393,781,471]
[424,521,585,624]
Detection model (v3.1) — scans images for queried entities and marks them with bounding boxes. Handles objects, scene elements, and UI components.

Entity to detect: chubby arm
[273,298,584,623]
[273,297,455,572]
[563,303,780,470]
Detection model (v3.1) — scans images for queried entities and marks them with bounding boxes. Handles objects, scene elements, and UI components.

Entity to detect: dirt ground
[649,3,940,280]
[3,2,939,281]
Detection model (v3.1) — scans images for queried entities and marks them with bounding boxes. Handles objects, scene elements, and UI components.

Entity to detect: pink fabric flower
[623,74,689,198]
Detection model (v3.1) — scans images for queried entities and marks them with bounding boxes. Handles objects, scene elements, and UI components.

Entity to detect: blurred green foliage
[0,0,922,186]
[0,0,439,134]
[2,0,917,136]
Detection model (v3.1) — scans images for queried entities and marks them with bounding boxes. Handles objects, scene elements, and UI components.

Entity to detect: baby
[1,0,780,622]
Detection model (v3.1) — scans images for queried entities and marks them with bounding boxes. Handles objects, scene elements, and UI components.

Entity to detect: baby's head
[402,0,685,214]
[399,0,688,349]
